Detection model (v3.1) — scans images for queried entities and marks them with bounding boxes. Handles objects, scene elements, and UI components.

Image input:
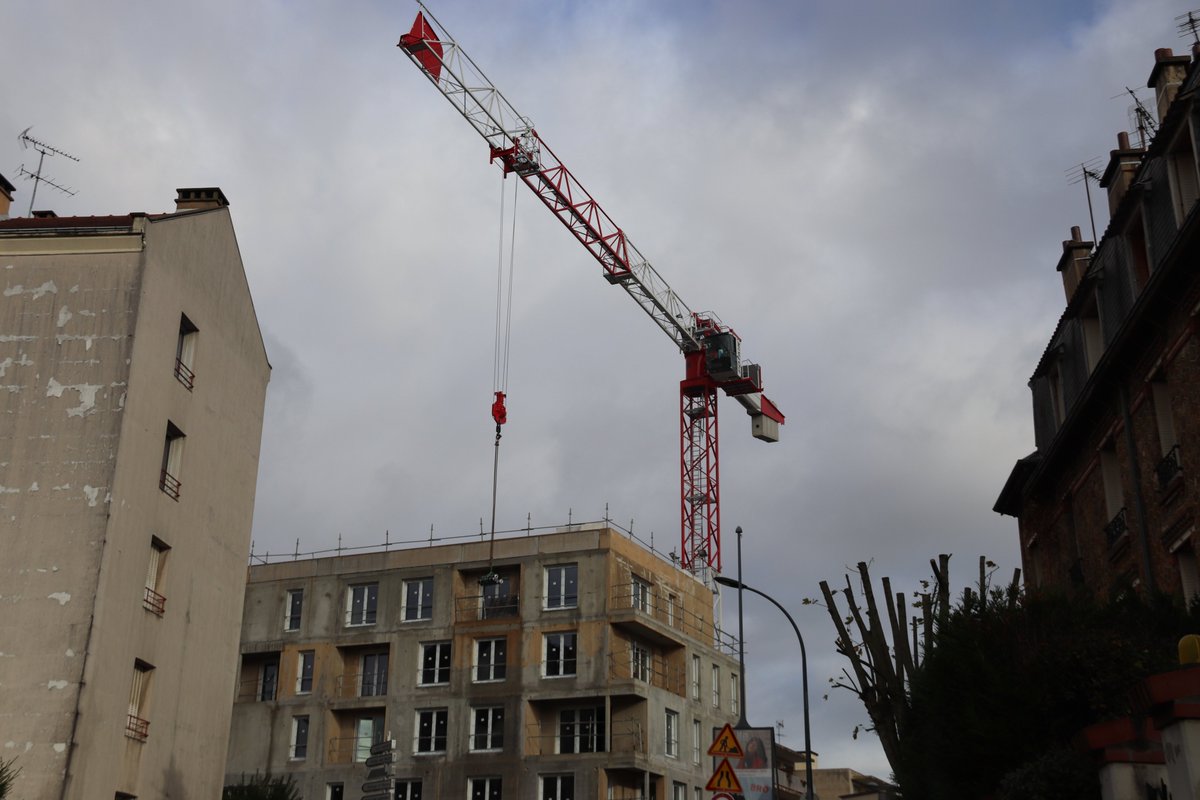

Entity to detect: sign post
[360,737,395,800]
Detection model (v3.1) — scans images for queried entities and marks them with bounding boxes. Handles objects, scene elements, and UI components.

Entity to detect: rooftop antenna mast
[1177,9,1200,46]
[17,127,79,216]
[1119,87,1158,149]
[1065,157,1103,244]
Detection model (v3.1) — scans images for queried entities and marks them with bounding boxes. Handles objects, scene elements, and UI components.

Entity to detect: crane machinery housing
[398,5,785,576]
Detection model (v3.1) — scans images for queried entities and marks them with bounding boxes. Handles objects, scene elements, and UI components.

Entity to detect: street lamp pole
[715,565,815,800]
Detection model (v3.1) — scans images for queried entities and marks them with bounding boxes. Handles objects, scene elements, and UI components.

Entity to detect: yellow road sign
[706,758,744,793]
[708,723,744,758]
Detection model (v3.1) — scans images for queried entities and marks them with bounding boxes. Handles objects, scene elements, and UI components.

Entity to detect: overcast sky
[4,0,1196,780]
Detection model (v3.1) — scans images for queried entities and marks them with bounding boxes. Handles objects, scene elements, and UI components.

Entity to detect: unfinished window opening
[159,422,185,500]
[174,314,198,390]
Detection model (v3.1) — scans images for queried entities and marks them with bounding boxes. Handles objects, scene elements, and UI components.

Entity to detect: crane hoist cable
[482,175,519,587]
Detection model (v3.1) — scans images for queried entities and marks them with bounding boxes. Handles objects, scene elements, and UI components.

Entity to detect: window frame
[291,715,310,760]
[394,780,422,800]
[468,777,502,800]
[419,641,452,686]
[470,705,505,752]
[474,637,507,683]
[414,708,448,754]
[543,631,577,678]
[557,706,605,754]
[540,774,575,800]
[297,650,315,694]
[631,641,651,683]
[175,313,198,390]
[143,537,169,615]
[631,575,652,613]
[711,664,721,708]
[159,421,185,500]
[345,583,379,627]
[402,577,434,622]
[360,651,389,697]
[284,588,303,632]
[543,564,578,610]
[690,654,701,700]
[665,709,679,758]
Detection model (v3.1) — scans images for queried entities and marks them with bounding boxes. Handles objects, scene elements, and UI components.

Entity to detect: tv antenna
[1177,9,1200,45]
[1116,87,1157,149]
[1065,156,1103,244]
[17,127,79,216]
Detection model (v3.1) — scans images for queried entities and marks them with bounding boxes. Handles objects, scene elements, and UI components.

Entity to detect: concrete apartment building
[995,45,1200,602]
[226,525,742,799]
[0,183,271,798]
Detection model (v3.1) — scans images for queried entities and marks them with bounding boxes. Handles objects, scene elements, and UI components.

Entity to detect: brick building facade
[995,45,1200,601]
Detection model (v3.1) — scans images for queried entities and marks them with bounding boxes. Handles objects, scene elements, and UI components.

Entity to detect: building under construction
[225,524,742,799]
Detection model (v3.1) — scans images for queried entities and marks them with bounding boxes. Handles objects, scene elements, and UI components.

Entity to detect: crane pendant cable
[482,175,519,587]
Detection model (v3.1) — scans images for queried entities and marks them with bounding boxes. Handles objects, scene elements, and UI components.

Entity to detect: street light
[714,571,815,800]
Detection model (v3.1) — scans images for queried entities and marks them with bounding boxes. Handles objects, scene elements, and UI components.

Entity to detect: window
[126,661,153,741]
[395,780,422,800]
[694,788,702,800]
[469,778,502,800]
[419,641,451,685]
[631,575,651,613]
[711,665,720,707]
[543,632,577,677]
[541,775,575,800]
[259,659,279,702]
[667,593,677,627]
[297,651,314,694]
[471,706,504,751]
[159,421,185,500]
[346,583,379,626]
[1100,446,1127,547]
[692,719,701,764]
[403,577,434,621]
[143,537,169,615]
[631,642,651,683]
[415,708,447,753]
[1180,547,1200,607]
[690,655,701,699]
[544,564,578,609]
[474,638,507,682]
[665,710,679,758]
[175,313,198,389]
[672,782,686,800]
[325,784,344,800]
[291,715,309,759]
[355,715,384,762]
[731,673,739,715]
[395,780,423,800]
[284,589,303,632]
[361,651,388,697]
[558,706,605,753]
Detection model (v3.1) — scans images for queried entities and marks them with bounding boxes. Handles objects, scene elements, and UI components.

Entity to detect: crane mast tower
[398,5,785,576]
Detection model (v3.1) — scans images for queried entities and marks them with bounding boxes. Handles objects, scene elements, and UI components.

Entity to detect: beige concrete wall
[0,207,269,800]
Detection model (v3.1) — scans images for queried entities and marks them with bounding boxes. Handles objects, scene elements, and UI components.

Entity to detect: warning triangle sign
[708,723,744,758]
[706,758,744,793]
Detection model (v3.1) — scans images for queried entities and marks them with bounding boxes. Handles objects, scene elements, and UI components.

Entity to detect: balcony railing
[334,671,388,699]
[143,586,166,615]
[125,713,150,742]
[174,358,196,391]
[609,582,740,655]
[525,719,644,757]
[328,735,376,764]
[1156,445,1182,491]
[455,593,519,622]
[608,646,685,694]
[159,469,181,501]
[1104,507,1129,549]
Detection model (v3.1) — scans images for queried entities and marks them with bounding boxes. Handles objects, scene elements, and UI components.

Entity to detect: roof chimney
[1100,131,1145,215]
[174,187,229,211]
[1056,225,1093,302]
[0,173,14,220]
[1147,47,1191,123]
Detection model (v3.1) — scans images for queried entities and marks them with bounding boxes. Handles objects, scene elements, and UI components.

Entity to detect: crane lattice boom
[398,4,784,574]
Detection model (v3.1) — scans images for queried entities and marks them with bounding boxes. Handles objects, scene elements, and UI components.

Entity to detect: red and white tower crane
[398,5,785,576]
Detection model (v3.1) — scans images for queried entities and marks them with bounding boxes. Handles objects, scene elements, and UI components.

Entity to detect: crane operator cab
[703,331,742,383]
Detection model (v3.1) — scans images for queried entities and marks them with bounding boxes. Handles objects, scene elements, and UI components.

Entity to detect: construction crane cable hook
[483,175,519,586]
